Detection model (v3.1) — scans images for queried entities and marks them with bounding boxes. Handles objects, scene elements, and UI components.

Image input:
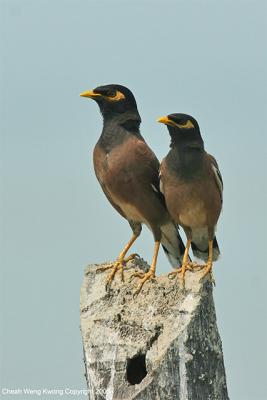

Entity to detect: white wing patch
[159,167,164,194]
[151,184,158,193]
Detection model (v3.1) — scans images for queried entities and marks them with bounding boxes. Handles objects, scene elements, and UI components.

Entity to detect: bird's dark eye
[178,120,187,125]
[107,90,117,98]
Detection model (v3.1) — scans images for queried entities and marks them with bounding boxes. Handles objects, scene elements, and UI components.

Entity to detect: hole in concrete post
[126,353,147,385]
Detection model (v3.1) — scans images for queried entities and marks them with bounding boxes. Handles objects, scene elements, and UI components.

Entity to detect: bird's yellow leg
[131,241,160,295]
[179,239,191,287]
[202,240,214,282]
[97,234,139,285]
[168,240,200,288]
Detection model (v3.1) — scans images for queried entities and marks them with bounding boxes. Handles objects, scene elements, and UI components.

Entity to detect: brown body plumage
[81,85,186,292]
[160,153,221,234]
[94,136,171,231]
[158,113,223,285]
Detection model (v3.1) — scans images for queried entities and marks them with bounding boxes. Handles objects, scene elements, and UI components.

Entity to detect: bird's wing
[93,143,127,219]
[99,182,127,219]
[135,139,167,206]
[208,154,223,203]
[158,158,166,196]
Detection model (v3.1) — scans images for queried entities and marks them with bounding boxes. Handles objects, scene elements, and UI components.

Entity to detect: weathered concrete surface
[80,258,229,400]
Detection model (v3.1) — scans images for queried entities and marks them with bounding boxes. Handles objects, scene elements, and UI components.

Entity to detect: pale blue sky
[1,0,267,399]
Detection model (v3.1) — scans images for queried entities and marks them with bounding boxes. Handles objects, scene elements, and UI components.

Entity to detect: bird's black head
[80,84,140,122]
[157,113,203,148]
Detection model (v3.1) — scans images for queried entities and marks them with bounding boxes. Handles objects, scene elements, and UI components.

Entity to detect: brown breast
[160,155,222,229]
[93,136,167,225]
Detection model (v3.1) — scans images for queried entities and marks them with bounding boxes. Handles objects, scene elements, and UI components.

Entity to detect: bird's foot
[168,262,202,278]
[97,253,139,287]
[201,262,215,285]
[130,269,156,295]
[168,262,203,288]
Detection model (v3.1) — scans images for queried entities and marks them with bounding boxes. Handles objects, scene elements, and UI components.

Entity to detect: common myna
[80,84,186,293]
[158,113,223,286]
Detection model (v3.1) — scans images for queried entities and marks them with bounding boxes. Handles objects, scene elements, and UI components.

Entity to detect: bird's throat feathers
[98,111,142,152]
[169,128,204,150]
[167,142,205,180]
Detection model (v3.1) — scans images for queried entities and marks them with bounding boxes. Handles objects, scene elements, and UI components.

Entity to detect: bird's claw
[169,261,215,287]
[130,270,156,295]
[169,267,186,288]
[201,262,215,285]
[97,253,140,289]
[168,262,203,288]
[97,260,125,288]
[168,262,202,279]
[186,262,204,271]
[108,261,125,283]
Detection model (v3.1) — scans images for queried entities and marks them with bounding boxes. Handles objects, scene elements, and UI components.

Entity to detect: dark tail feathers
[160,222,188,267]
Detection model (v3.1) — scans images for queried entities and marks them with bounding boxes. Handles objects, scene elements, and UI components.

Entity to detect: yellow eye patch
[177,120,194,129]
[105,91,125,102]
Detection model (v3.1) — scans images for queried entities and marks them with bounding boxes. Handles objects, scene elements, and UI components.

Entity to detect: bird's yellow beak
[80,90,101,99]
[157,116,177,127]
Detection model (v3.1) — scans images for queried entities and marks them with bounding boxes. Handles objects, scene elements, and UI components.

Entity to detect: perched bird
[158,113,223,286]
[80,84,186,293]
